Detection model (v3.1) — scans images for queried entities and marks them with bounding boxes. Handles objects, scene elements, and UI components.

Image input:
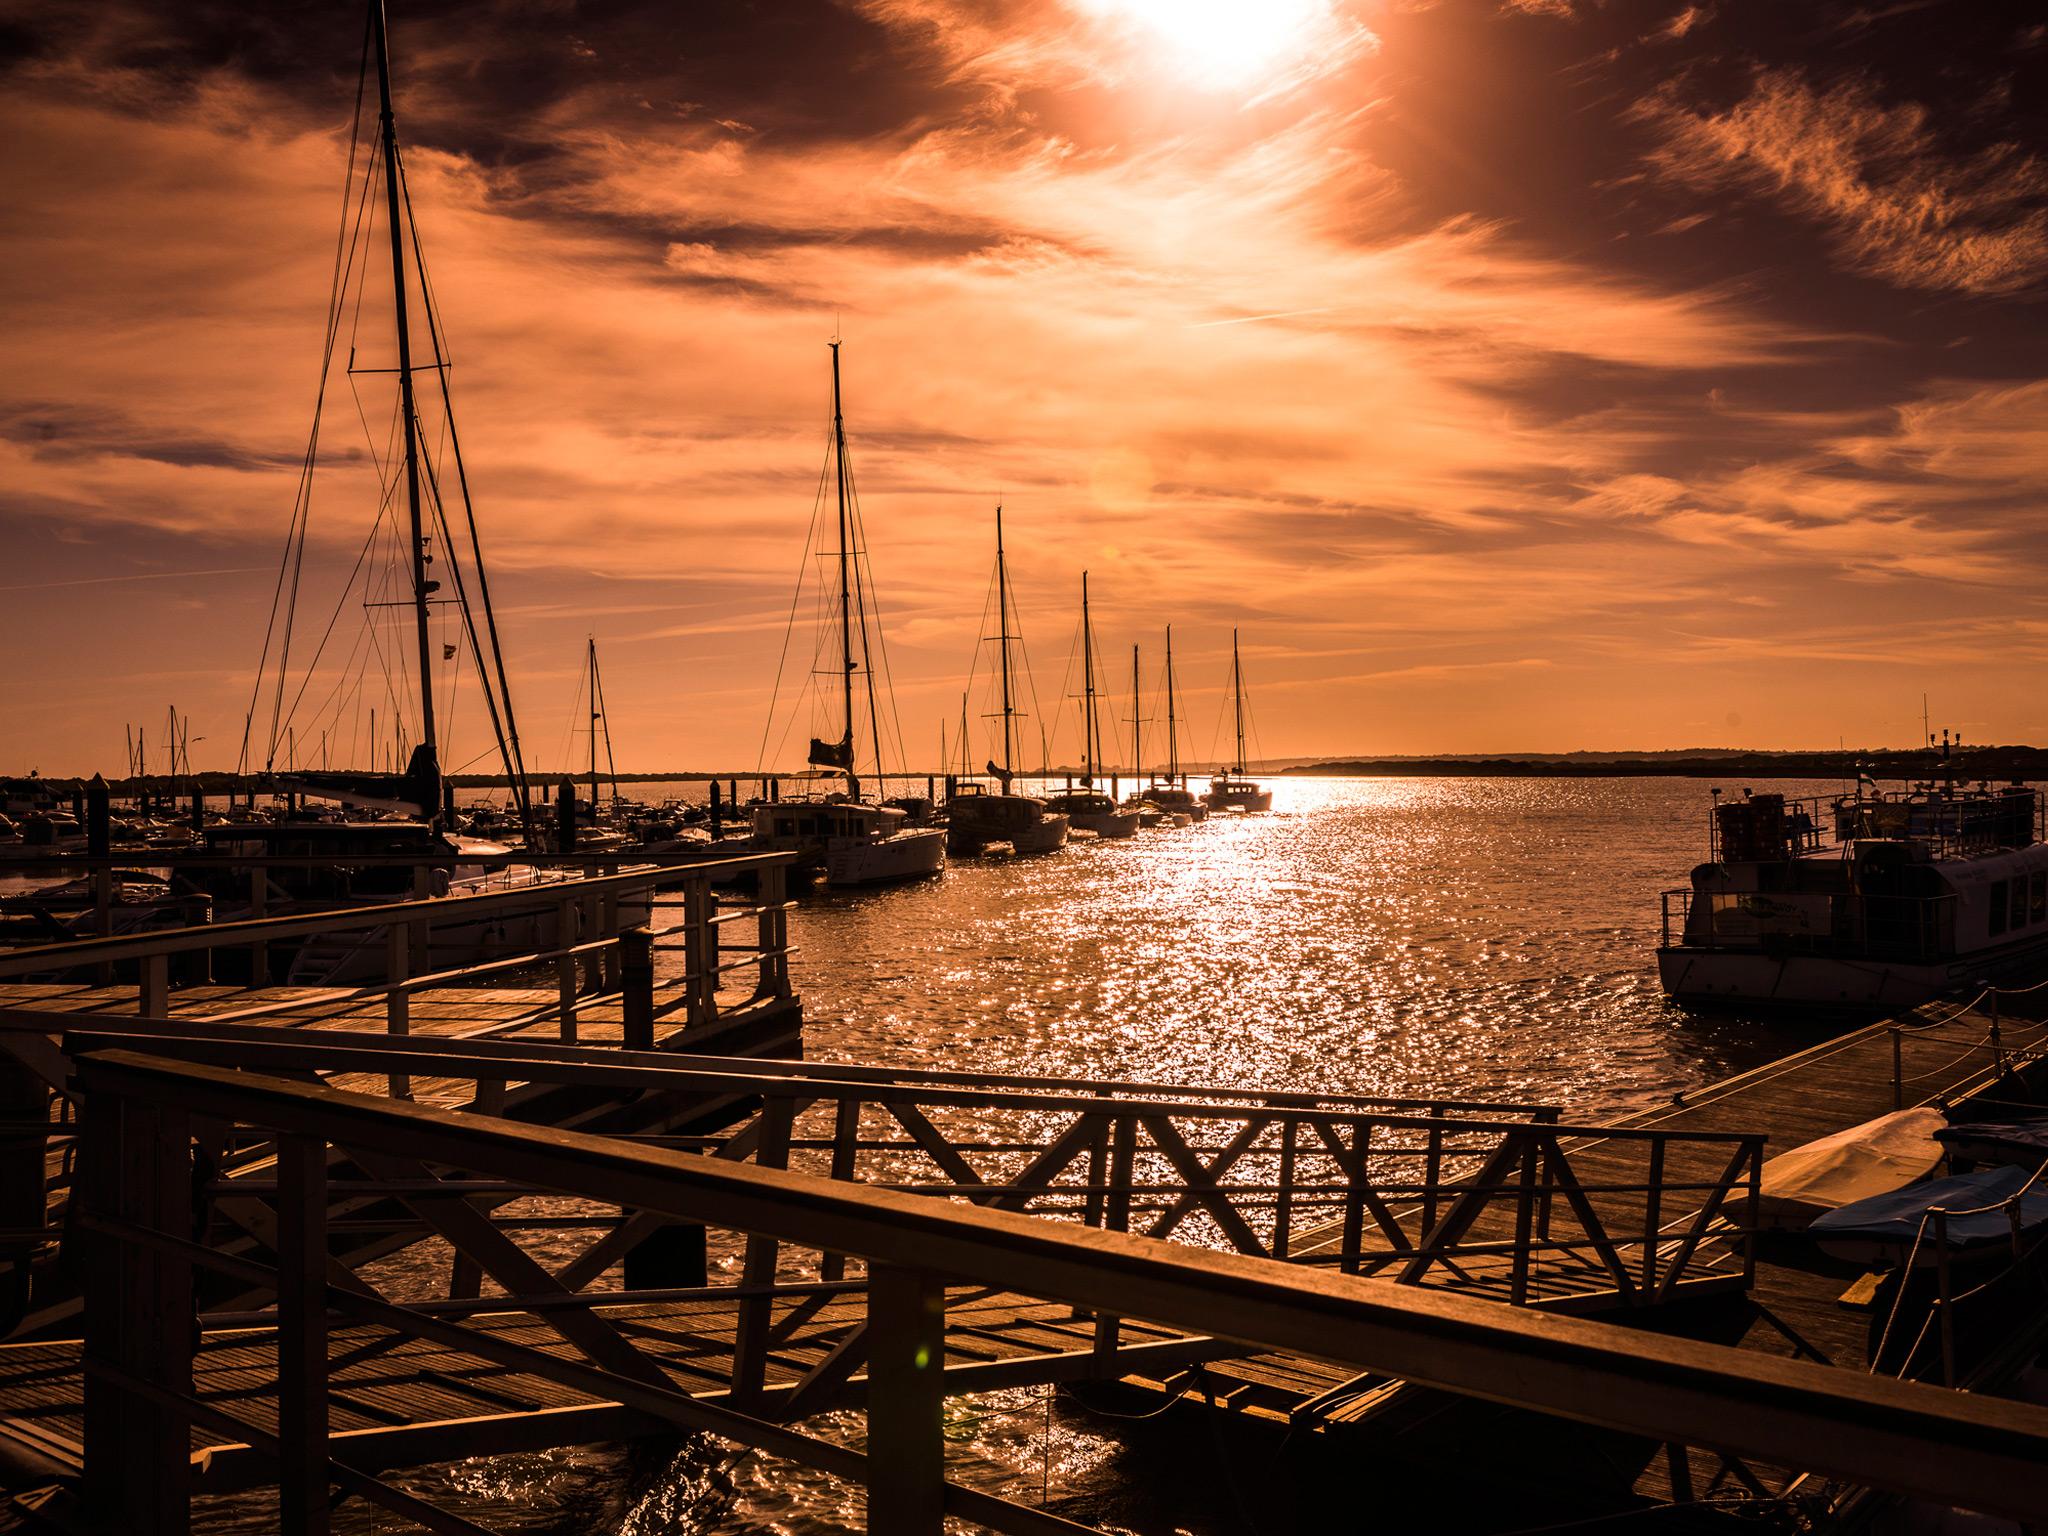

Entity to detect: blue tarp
[1808,1164,2048,1249]
[1935,1118,2048,1160]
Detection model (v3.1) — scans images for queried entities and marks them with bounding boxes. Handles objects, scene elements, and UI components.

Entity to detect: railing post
[248,867,270,987]
[1272,1116,1297,1261]
[755,860,790,999]
[1510,1133,1538,1307]
[385,924,412,1099]
[582,888,604,994]
[93,866,113,987]
[1421,1109,1445,1237]
[686,879,716,1026]
[81,1091,193,1534]
[1743,1138,1762,1289]
[600,889,620,992]
[621,926,654,1051]
[1641,1138,1665,1294]
[733,1095,794,1404]
[1892,1026,1904,1110]
[277,1134,330,1533]
[410,863,431,976]
[866,1263,947,1536]
[140,951,169,1018]
[821,1096,862,1283]
[1988,988,2003,1076]
[557,898,579,1043]
[1933,1209,1955,1388]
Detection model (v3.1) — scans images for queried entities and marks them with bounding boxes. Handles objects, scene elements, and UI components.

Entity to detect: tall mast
[1131,644,1141,778]
[587,635,598,802]
[1164,625,1180,784]
[1080,571,1096,786]
[1232,627,1246,774]
[372,0,437,785]
[830,341,859,800]
[996,505,1016,778]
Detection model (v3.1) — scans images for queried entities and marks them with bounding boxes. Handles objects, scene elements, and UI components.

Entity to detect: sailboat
[213,1,639,982]
[948,507,1071,856]
[1138,625,1207,823]
[1044,574,1139,839]
[750,342,946,887]
[1204,628,1273,812]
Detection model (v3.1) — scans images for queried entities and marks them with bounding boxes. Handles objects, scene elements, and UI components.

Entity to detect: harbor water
[215,775,1826,1533]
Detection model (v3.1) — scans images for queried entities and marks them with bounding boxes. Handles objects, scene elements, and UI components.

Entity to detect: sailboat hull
[826,827,947,886]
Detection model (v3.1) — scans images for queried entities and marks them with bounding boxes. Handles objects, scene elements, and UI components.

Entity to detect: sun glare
[1079,0,1331,91]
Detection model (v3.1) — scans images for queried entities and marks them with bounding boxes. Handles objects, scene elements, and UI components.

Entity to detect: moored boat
[947,506,1068,857]
[1657,753,2048,1010]
[750,341,944,887]
[1203,628,1272,813]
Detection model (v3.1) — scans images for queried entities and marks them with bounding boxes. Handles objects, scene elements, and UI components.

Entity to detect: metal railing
[0,851,794,1034]
[1661,885,1957,961]
[58,1048,2048,1535]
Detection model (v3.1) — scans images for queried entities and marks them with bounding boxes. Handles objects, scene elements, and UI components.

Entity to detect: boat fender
[430,868,451,898]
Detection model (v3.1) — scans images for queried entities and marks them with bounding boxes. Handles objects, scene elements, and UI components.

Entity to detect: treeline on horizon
[1283,746,2048,780]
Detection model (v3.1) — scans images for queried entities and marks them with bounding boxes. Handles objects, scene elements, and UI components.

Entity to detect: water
[211,775,1830,1533]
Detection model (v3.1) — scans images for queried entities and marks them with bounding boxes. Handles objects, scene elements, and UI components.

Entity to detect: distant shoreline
[1282,749,2048,781]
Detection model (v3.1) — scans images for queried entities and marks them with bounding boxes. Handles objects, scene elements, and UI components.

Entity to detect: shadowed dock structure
[0,882,2046,1530]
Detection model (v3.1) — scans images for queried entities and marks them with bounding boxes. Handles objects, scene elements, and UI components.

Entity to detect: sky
[2,0,2046,778]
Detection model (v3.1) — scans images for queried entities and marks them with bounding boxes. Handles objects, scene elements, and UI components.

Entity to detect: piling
[85,776,109,858]
[709,779,723,836]
[557,779,577,852]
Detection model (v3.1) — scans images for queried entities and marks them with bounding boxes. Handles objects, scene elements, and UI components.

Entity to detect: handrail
[19,1011,1555,1119]
[68,1048,2048,1529]
[36,1022,1746,1140]
[0,851,793,974]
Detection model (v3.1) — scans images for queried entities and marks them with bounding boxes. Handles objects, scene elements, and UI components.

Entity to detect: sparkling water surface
[205,776,1826,1534]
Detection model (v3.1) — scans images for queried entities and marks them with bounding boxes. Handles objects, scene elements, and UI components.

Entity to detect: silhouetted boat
[948,506,1069,856]
[1130,625,1205,823]
[1204,628,1272,812]
[750,342,945,886]
[1659,743,2048,1009]
[1045,573,1138,839]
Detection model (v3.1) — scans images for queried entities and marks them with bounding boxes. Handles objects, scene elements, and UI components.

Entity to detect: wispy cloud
[1635,68,2048,296]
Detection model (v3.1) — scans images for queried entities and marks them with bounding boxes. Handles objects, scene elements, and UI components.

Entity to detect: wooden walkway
[1134,1003,2048,1509]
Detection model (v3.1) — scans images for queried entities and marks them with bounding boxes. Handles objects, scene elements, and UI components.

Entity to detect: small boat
[1809,1165,2048,1267]
[1657,738,2048,1010]
[1753,1108,1948,1230]
[1935,1116,2048,1169]
[947,506,1069,857]
[1044,573,1139,839]
[750,342,945,888]
[1204,629,1272,813]
[1127,625,1207,823]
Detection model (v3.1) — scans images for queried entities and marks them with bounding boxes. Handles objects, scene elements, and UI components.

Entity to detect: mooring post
[277,1134,331,1533]
[709,777,723,836]
[557,777,577,852]
[621,926,654,1050]
[1987,987,2003,1075]
[866,1264,948,1535]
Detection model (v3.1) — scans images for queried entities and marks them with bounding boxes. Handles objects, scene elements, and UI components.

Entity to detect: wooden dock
[3,873,2048,1532]
[1146,1002,2048,1512]
[7,1044,2046,1536]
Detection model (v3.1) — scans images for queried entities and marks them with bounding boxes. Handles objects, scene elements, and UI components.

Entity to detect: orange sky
[3,0,2046,777]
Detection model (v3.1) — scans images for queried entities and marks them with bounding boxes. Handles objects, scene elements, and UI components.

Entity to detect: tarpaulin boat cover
[1808,1165,2048,1250]
[1753,1108,1948,1230]
[1935,1118,2048,1165]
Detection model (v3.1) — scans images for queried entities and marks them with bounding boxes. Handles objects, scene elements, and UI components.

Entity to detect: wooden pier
[1,881,2046,1532]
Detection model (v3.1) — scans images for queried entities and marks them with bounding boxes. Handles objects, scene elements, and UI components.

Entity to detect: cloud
[1635,68,2048,296]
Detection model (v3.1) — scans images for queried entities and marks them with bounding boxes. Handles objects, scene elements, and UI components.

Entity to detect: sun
[1077,0,1333,91]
